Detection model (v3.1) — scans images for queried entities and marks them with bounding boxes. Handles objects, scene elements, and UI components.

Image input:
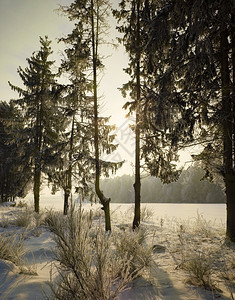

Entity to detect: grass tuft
[0,232,38,275]
[45,206,152,300]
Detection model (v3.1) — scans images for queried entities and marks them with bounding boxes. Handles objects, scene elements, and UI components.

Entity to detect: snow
[0,202,233,300]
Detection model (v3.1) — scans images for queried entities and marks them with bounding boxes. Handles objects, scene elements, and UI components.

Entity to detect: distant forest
[101,167,225,204]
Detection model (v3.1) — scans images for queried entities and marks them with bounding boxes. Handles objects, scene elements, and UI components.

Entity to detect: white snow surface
[0,201,233,300]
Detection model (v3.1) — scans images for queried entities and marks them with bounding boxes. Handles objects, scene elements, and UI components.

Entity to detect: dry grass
[166,213,235,297]
[0,233,25,265]
[0,232,37,275]
[45,206,153,300]
[113,227,153,276]
[220,253,235,299]
[181,252,215,290]
[13,208,33,227]
[140,205,154,222]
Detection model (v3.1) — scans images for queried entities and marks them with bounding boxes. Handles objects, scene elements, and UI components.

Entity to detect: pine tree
[145,0,235,241]
[59,0,122,230]
[9,36,65,213]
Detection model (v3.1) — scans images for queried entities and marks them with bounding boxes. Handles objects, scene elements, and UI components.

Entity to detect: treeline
[1,0,235,239]
[101,167,225,204]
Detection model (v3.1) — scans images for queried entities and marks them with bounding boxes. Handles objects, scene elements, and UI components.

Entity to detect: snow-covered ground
[0,201,234,300]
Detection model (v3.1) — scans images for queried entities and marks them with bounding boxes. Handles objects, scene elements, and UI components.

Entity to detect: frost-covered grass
[0,232,37,275]
[0,202,234,300]
[0,204,47,229]
[151,213,235,298]
[44,206,153,300]
[0,233,25,265]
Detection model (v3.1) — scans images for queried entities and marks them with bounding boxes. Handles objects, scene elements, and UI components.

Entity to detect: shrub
[0,232,37,275]
[113,227,153,276]
[13,208,33,227]
[0,212,10,228]
[220,253,235,300]
[16,200,28,208]
[181,252,215,290]
[45,207,137,300]
[191,211,213,238]
[0,233,25,265]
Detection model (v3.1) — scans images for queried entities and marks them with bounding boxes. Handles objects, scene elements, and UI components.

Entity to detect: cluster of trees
[1,2,121,232]
[1,0,235,240]
[113,0,235,240]
[101,167,225,203]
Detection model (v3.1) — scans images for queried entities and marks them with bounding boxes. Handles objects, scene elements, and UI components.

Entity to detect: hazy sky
[0,0,136,175]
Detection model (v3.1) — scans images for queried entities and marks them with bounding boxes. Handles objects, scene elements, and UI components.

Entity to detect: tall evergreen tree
[113,0,144,229]
[113,0,179,229]
[9,36,64,213]
[47,30,93,214]
[59,0,122,230]
[144,0,235,241]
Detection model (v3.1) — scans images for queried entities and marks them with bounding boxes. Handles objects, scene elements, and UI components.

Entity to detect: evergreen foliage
[113,0,181,228]
[46,25,94,214]
[0,101,31,201]
[58,0,123,229]
[9,36,65,213]
[143,0,235,240]
[113,0,143,229]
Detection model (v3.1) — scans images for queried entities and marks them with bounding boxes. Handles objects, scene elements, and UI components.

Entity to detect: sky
[0,0,139,175]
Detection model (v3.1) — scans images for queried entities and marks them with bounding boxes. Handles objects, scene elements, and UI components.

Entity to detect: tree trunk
[233,4,235,166]
[33,164,41,213]
[226,4,235,242]
[91,0,111,231]
[133,0,141,230]
[64,114,75,215]
[34,102,42,213]
[226,176,235,241]
[64,188,70,215]
[64,166,72,215]
[220,23,235,241]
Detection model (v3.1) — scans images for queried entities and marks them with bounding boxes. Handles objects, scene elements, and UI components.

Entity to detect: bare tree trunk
[64,114,75,215]
[33,164,41,213]
[64,189,69,215]
[226,4,235,242]
[34,102,43,213]
[91,0,111,231]
[133,0,141,230]
[221,22,235,242]
[233,4,235,166]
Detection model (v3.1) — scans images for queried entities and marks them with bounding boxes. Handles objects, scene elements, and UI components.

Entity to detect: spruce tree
[144,0,235,241]
[113,0,179,228]
[47,32,93,214]
[9,36,64,213]
[113,0,144,229]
